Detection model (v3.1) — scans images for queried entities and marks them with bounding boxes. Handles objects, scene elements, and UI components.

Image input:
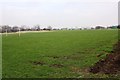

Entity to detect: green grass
[2,30,118,78]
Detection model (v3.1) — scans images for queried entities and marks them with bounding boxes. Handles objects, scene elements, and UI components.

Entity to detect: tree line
[0,25,52,33]
[0,25,119,33]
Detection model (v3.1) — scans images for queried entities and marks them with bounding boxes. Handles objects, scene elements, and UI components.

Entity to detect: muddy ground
[89,41,120,74]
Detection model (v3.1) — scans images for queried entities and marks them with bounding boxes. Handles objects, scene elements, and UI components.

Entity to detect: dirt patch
[96,53,104,57]
[52,56,60,59]
[49,64,64,68]
[89,41,120,74]
[30,61,46,66]
[70,66,82,73]
[96,51,109,58]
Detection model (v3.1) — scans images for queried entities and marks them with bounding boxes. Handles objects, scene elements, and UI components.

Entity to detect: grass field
[2,30,118,78]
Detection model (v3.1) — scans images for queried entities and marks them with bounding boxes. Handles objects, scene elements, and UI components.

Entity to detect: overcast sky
[0,0,119,28]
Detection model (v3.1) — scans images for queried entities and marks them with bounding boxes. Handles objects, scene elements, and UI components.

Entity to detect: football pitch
[2,30,118,78]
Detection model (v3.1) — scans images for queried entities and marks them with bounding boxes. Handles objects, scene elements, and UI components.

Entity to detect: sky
[0,0,119,28]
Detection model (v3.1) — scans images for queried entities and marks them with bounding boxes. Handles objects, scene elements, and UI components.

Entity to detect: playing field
[2,30,118,78]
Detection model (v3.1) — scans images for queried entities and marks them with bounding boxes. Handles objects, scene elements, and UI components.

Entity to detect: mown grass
[2,30,118,78]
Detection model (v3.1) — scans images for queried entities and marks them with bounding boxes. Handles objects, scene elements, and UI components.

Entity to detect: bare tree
[47,26,52,31]
[35,25,40,31]
[12,26,19,32]
[2,25,11,33]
